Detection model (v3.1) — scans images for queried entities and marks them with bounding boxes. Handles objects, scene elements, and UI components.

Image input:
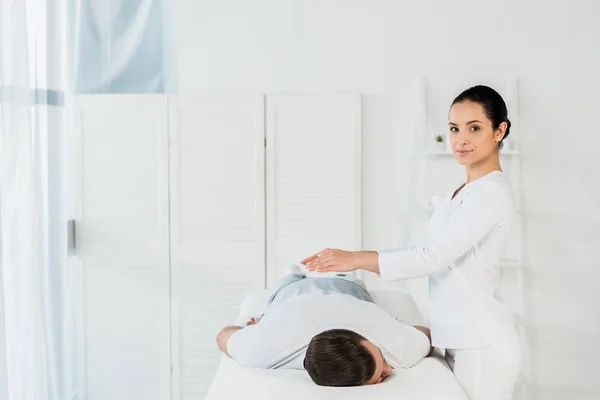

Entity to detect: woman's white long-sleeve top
[378,171,518,349]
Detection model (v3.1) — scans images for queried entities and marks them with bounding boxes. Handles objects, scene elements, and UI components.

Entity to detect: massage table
[206,289,468,400]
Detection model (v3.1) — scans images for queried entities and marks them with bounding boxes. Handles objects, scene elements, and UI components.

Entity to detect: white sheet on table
[206,351,467,400]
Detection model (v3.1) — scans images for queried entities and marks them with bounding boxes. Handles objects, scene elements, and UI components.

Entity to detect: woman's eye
[450,127,458,133]
[470,126,480,132]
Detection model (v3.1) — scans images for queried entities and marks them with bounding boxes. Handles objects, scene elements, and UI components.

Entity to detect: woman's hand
[301,249,379,273]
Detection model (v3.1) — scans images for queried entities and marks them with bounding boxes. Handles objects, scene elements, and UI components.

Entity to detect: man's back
[227,290,430,370]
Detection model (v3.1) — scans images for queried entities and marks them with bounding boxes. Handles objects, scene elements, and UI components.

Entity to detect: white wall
[176,1,600,398]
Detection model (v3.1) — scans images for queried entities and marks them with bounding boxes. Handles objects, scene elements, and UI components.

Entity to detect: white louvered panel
[169,94,265,400]
[266,94,362,288]
[74,95,171,400]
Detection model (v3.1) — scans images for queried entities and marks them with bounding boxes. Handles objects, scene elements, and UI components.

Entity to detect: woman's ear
[495,121,508,142]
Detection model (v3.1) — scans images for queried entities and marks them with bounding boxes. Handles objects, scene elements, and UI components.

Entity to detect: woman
[301,85,522,400]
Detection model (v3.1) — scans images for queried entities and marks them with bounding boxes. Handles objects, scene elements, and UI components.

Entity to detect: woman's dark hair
[303,329,376,387]
[451,85,511,150]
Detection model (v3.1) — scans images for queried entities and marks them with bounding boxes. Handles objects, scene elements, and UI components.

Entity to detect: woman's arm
[303,249,379,273]
[304,180,509,280]
[376,181,508,281]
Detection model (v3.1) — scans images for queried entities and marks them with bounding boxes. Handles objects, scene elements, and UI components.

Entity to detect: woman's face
[448,101,505,166]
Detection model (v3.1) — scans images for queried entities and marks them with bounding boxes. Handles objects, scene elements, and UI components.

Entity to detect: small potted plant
[434,134,445,151]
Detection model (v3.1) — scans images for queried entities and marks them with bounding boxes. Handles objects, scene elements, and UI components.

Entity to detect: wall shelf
[424,205,523,214]
[425,149,520,156]
[500,260,525,269]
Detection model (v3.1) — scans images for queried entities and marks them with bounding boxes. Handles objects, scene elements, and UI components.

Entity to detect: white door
[168,94,265,400]
[265,93,362,288]
[73,95,171,400]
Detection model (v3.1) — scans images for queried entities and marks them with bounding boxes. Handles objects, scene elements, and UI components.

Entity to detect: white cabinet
[73,95,171,400]
[73,93,362,400]
[266,94,363,287]
[168,94,265,400]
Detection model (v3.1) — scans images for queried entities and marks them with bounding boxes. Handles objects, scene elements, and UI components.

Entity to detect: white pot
[434,141,446,152]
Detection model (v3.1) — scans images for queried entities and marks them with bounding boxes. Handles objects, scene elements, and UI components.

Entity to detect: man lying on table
[216,264,432,386]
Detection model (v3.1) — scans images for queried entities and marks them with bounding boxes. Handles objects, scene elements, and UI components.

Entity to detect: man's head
[304,329,393,386]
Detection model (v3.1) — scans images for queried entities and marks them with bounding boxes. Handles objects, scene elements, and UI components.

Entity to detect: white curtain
[72,0,178,93]
[0,1,73,400]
